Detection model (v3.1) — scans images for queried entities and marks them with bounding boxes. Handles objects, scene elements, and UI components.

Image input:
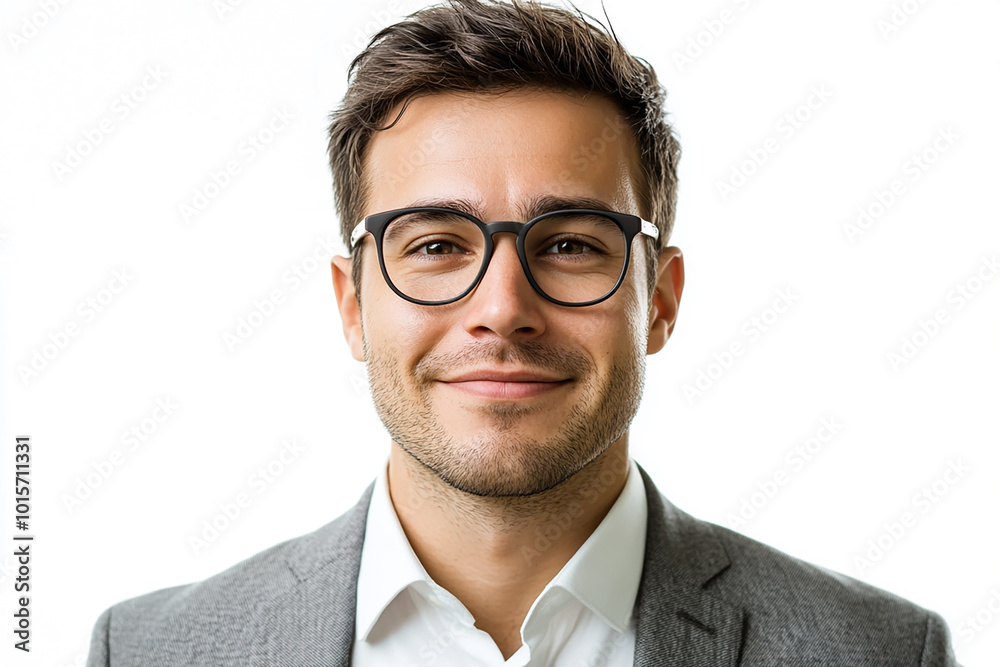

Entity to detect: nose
[459,233,547,340]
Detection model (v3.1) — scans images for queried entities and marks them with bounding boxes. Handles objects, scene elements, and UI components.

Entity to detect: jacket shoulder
[710,520,916,606]
[86,482,373,666]
[703,518,954,664]
[635,465,956,665]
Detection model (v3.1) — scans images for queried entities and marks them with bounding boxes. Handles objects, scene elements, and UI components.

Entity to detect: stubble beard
[364,334,645,499]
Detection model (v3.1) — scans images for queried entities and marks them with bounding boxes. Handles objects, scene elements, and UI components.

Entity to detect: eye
[419,240,459,255]
[543,238,598,255]
[404,237,474,257]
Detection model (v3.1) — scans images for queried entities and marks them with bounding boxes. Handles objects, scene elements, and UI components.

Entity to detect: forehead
[362,89,642,219]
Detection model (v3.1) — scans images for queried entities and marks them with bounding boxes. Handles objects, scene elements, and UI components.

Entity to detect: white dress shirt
[351,457,648,667]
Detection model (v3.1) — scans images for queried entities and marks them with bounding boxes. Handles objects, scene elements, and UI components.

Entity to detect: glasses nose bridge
[482,219,525,240]
[476,219,530,286]
[479,219,527,264]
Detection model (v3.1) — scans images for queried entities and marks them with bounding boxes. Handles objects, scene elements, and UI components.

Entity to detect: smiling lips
[439,370,572,399]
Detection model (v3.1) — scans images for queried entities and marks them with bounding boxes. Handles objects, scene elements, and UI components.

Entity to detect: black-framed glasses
[349,207,659,307]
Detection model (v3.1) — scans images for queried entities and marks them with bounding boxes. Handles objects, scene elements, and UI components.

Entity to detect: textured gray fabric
[86,464,959,666]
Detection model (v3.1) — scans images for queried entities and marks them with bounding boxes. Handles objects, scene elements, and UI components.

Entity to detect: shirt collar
[354,460,434,642]
[543,456,647,632]
[354,456,648,641]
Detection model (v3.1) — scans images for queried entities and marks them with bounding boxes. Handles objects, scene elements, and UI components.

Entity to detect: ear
[647,246,684,355]
[331,255,365,362]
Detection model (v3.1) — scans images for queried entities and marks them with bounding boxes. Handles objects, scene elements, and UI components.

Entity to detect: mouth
[438,369,573,400]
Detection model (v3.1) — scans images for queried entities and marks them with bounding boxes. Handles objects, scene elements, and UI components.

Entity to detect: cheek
[623,289,649,350]
[565,307,639,367]
[582,305,646,392]
[360,284,450,362]
[622,250,652,346]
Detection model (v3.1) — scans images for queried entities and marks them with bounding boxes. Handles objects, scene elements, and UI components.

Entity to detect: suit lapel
[633,465,745,666]
[250,482,375,667]
[245,466,745,666]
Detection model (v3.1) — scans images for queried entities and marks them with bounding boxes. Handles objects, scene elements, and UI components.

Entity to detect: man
[86,1,958,665]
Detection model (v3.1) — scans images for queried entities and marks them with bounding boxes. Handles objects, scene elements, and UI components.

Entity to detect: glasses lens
[381,210,485,302]
[524,212,627,304]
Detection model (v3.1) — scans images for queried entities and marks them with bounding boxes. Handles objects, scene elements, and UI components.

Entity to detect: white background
[2,0,997,664]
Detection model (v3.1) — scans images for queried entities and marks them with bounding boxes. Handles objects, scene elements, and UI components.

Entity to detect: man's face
[333,89,679,498]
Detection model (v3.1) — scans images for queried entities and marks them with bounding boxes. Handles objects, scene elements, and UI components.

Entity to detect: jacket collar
[632,464,745,666]
[250,482,373,666]
[249,463,744,666]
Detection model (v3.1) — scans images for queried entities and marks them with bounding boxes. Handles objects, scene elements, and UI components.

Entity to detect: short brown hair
[327,0,680,302]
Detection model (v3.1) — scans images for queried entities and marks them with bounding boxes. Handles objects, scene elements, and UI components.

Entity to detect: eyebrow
[402,194,618,222]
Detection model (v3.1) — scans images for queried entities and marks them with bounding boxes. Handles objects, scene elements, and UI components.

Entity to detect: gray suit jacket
[86,465,958,666]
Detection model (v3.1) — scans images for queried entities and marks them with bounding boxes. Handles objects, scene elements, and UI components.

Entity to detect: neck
[386,436,631,658]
